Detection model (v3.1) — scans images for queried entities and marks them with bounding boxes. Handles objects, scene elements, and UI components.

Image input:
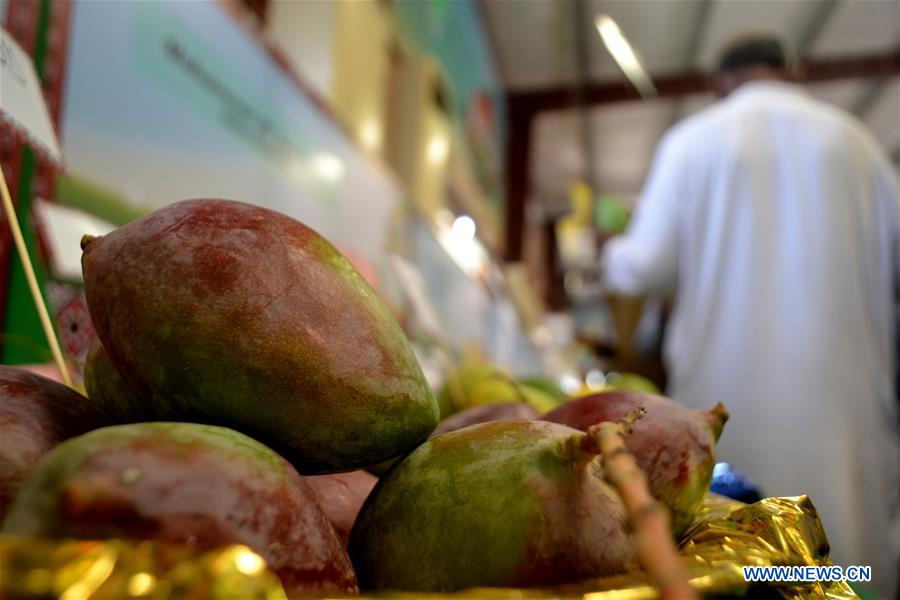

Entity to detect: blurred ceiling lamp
[594,14,657,98]
[439,212,487,278]
[311,153,345,181]
[426,134,449,165]
[585,368,607,389]
[360,120,381,152]
[451,214,476,240]
[559,373,582,395]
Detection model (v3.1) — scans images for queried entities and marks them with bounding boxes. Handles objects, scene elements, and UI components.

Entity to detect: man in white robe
[602,36,899,596]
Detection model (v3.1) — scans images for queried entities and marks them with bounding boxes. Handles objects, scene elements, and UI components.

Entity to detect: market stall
[1,0,898,598]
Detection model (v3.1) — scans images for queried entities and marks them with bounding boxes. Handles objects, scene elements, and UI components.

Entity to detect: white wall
[266,0,337,100]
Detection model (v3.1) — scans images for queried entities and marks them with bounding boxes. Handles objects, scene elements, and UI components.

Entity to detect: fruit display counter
[0,200,856,599]
[0,495,849,599]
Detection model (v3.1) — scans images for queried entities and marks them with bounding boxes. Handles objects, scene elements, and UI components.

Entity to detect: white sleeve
[888,171,900,299]
[882,164,900,299]
[868,145,900,297]
[602,134,683,296]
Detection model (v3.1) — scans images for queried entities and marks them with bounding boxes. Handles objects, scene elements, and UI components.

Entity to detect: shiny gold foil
[366,495,857,599]
[679,495,858,600]
[0,536,287,599]
[0,495,860,599]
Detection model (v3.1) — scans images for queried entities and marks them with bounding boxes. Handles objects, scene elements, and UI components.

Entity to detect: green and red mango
[80,199,438,473]
[83,338,147,422]
[2,422,358,595]
[432,402,538,436]
[0,366,111,517]
[349,420,636,591]
[543,390,728,536]
[306,470,378,547]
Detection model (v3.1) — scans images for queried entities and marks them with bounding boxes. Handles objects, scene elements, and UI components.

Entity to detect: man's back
[603,80,899,594]
[664,82,896,414]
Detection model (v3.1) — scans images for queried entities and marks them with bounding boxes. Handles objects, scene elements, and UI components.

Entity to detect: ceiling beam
[502,102,532,262]
[502,48,900,262]
[796,0,840,58]
[508,49,900,114]
[799,48,900,82]
[509,71,709,114]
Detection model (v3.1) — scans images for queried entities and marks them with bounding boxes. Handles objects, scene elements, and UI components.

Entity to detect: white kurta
[603,81,900,596]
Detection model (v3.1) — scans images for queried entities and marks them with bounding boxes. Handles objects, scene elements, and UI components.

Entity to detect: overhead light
[451,215,476,240]
[311,153,345,181]
[426,135,449,165]
[594,14,657,98]
[437,212,487,277]
[558,373,582,395]
[360,120,381,151]
[585,369,607,389]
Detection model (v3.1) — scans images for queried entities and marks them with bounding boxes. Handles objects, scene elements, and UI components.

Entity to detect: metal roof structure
[482,0,899,227]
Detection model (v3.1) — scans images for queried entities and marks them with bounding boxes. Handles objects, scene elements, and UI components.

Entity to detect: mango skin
[83,338,147,422]
[81,199,438,473]
[0,366,112,517]
[544,391,728,537]
[2,422,358,595]
[306,470,377,547]
[365,402,540,477]
[432,402,538,436]
[437,363,517,416]
[349,420,636,591]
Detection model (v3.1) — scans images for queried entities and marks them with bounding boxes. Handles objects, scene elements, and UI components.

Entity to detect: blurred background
[1,0,898,393]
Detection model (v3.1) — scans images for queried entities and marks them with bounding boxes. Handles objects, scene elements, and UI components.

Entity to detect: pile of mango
[0,199,728,595]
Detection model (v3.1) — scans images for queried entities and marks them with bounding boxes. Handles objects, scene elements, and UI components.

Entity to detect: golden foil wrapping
[0,495,860,599]
[680,495,858,600]
[0,536,286,599]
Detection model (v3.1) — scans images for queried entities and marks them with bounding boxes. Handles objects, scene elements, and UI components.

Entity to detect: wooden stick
[0,167,72,387]
[587,408,696,600]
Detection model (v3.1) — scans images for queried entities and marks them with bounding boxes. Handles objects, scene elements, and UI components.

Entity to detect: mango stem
[80,234,97,250]
[705,402,729,441]
[585,407,697,600]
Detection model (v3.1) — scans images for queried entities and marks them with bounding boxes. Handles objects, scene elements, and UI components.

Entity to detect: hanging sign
[1,27,64,169]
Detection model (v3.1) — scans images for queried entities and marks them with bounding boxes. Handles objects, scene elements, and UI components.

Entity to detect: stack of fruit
[434,363,567,424]
[0,199,728,597]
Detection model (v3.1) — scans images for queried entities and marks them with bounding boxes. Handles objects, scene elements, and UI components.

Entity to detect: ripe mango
[544,391,728,536]
[349,420,636,591]
[83,338,147,422]
[0,366,111,517]
[437,363,559,415]
[519,383,561,413]
[2,422,358,595]
[306,470,378,546]
[81,199,438,472]
[603,372,660,394]
[436,363,505,415]
[432,402,538,435]
[518,375,568,403]
[366,402,540,476]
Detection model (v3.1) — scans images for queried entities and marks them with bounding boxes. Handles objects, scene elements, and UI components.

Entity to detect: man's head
[712,35,790,97]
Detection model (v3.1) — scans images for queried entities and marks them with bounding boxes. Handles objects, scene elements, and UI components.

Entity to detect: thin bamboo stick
[0,167,71,387]
[588,408,696,600]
